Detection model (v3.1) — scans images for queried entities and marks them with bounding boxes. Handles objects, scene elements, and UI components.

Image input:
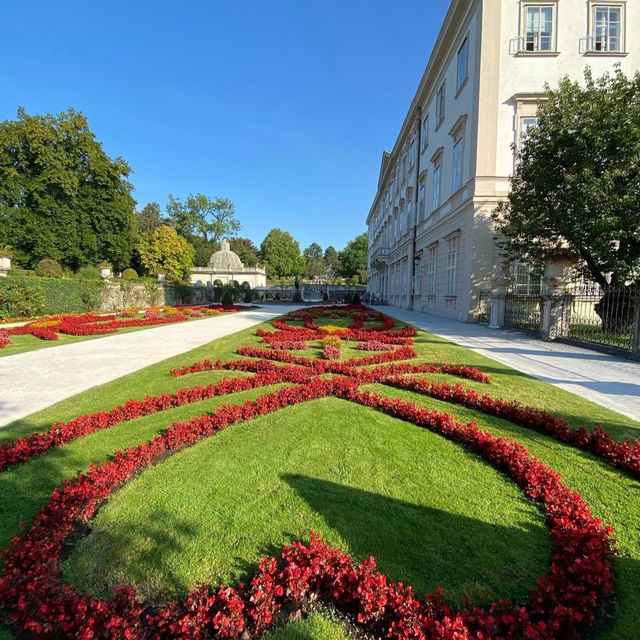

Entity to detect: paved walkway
[0,305,292,428]
[383,305,640,422]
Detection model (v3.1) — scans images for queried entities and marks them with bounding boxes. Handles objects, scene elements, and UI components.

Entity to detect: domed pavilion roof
[208,241,244,270]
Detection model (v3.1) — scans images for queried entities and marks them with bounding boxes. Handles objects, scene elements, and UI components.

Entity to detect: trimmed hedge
[0,277,103,319]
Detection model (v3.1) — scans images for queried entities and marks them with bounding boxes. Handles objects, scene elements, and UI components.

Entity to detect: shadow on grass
[279,474,549,607]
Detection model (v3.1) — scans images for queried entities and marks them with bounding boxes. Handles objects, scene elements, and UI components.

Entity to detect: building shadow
[281,473,550,607]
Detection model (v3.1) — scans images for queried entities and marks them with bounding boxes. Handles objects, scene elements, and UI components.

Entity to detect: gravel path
[0,305,292,428]
[383,305,640,422]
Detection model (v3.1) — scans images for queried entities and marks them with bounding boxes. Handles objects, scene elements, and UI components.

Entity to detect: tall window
[514,262,542,294]
[435,82,445,125]
[446,238,458,296]
[525,5,554,51]
[409,138,416,167]
[428,246,437,296]
[421,115,429,149]
[418,183,425,220]
[457,37,469,91]
[452,137,463,192]
[593,5,622,51]
[520,116,538,144]
[432,165,441,211]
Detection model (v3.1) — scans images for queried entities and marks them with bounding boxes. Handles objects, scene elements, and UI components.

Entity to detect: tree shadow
[280,474,550,607]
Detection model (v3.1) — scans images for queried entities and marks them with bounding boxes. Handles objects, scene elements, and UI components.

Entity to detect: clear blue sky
[2,0,450,252]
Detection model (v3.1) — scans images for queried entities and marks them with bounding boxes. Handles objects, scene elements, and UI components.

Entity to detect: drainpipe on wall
[408,108,422,311]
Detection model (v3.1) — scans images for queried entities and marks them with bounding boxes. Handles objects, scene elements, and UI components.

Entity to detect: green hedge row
[0,277,103,319]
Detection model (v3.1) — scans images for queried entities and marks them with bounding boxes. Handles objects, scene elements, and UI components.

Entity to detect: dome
[208,241,244,270]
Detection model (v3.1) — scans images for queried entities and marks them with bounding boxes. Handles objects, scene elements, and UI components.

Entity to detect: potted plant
[0,246,13,277]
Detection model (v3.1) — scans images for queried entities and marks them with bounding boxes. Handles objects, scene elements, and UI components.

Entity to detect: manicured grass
[0,313,638,639]
[262,610,352,640]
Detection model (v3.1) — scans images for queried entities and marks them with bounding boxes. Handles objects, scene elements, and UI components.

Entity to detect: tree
[136,202,164,236]
[0,107,136,270]
[260,228,304,278]
[493,67,640,290]
[340,232,368,283]
[230,237,260,267]
[166,193,240,243]
[137,225,195,282]
[323,246,341,281]
[303,242,324,279]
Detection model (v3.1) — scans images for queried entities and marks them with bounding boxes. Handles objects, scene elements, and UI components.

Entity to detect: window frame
[519,2,558,53]
[452,136,464,193]
[446,237,458,296]
[456,37,469,94]
[421,114,429,150]
[587,2,626,53]
[435,82,446,127]
[427,245,437,296]
[432,164,441,212]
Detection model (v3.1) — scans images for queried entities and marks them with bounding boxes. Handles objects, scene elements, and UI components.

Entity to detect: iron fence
[505,294,540,333]
[560,284,637,351]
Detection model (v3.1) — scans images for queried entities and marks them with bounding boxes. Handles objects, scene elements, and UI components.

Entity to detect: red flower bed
[0,329,11,349]
[0,304,632,638]
[0,377,615,639]
[322,344,341,360]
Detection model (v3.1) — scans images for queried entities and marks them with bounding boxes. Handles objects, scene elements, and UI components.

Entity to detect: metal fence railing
[560,284,637,351]
[505,294,540,333]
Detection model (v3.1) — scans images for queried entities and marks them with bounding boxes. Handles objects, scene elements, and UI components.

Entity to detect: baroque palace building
[366,0,639,321]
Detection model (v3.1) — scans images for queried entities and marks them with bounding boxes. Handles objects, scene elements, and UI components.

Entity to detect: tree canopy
[166,193,240,243]
[136,202,164,236]
[229,237,260,267]
[323,246,341,280]
[339,232,368,283]
[137,225,195,282]
[493,67,640,288]
[0,107,136,270]
[260,228,304,277]
[303,243,324,279]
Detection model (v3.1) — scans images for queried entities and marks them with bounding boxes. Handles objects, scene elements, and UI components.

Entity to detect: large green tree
[136,202,164,236]
[303,242,324,279]
[323,246,341,281]
[493,67,640,289]
[340,232,368,283]
[260,228,304,278]
[166,193,240,243]
[230,237,260,267]
[0,108,136,270]
[137,225,195,282]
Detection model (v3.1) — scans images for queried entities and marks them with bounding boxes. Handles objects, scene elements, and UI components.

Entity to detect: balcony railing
[579,35,621,54]
[370,247,391,269]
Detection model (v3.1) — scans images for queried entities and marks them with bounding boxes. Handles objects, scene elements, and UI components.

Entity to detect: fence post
[489,262,511,329]
[540,260,572,341]
[632,296,640,358]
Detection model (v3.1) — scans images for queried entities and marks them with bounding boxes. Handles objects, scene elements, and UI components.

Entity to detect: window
[446,238,458,296]
[432,165,441,211]
[593,5,622,51]
[514,262,542,294]
[520,116,539,144]
[525,5,554,51]
[436,82,445,124]
[421,115,429,149]
[409,138,415,167]
[427,246,437,296]
[418,183,425,220]
[457,37,469,92]
[452,137,463,192]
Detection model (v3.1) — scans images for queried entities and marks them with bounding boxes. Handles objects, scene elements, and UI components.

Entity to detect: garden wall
[0,277,206,319]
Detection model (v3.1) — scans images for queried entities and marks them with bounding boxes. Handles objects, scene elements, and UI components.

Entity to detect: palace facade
[366,0,639,320]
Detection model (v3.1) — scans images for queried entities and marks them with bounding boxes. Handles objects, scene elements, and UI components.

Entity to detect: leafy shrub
[222,288,234,305]
[35,259,63,278]
[244,290,253,303]
[0,279,45,319]
[121,268,138,281]
[76,266,101,280]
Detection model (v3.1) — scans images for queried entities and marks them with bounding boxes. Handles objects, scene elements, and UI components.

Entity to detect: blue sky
[2,1,450,252]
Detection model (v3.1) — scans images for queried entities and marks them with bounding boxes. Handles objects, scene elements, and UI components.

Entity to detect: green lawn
[0,315,638,639]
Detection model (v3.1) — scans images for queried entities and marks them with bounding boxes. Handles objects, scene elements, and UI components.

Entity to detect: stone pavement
[382,305,640,422]
[0,305,292,428]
